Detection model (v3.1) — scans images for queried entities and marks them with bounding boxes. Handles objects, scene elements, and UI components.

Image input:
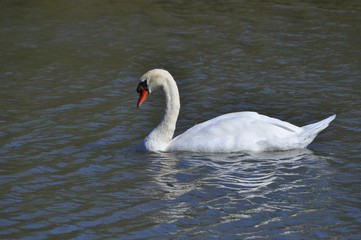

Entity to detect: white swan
[136,69,335,153]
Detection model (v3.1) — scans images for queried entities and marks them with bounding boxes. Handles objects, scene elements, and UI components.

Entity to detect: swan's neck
[145,77,180,151]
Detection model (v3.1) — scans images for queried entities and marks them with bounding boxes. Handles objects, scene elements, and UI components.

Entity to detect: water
[1,0,360,239]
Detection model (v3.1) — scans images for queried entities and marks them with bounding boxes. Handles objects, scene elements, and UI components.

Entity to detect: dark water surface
[1,1,360,239]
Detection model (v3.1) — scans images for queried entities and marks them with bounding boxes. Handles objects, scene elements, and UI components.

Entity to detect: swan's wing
[168,112,303,152]
[256,113,302,133]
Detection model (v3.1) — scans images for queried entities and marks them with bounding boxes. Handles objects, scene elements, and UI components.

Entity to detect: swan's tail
[300,114,336,147]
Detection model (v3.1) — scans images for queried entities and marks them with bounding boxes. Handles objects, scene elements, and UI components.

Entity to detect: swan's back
[167,112,335,153]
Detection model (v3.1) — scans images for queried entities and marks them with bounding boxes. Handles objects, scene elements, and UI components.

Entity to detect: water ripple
[1,0,360,239]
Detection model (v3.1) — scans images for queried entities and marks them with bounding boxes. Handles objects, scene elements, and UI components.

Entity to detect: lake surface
[1,0,360,239]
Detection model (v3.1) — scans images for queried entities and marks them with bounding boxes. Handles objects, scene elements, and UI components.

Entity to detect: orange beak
[137,88,149,108]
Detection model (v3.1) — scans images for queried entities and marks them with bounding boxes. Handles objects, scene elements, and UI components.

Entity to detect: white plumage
[136,69,335,153]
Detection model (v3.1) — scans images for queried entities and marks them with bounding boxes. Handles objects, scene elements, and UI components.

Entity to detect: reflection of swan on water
[148,149,326,196]
[136,69,335,153]
[142,148,334,235]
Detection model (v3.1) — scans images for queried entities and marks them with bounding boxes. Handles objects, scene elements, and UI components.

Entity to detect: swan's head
[136,69,172,108]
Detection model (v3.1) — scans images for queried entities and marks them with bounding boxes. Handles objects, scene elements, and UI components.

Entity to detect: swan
[136,69,335,153]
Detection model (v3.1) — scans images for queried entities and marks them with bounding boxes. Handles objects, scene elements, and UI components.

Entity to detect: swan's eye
[136,80,148,93]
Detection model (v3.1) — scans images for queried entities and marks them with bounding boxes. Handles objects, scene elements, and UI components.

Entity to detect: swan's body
[136,69,335,153]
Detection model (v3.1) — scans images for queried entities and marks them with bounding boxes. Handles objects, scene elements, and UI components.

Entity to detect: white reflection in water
[134,149,335,238]
[148,149,331,203]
